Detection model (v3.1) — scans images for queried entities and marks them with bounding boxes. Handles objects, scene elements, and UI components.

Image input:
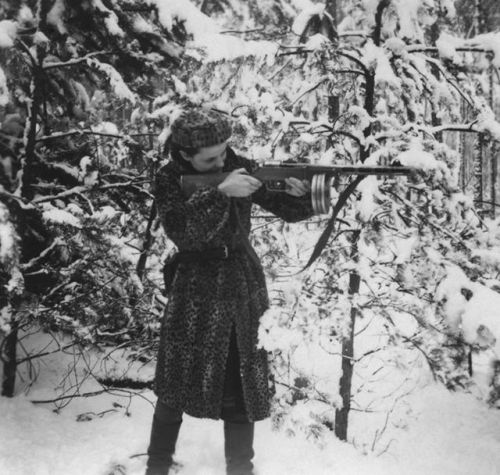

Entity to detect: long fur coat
[153,147,313,421]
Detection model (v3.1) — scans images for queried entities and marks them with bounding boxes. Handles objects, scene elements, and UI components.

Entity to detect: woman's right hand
[217,168,262,197]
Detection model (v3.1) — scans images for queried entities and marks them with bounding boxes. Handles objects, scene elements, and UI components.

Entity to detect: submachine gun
[180,162,415,215]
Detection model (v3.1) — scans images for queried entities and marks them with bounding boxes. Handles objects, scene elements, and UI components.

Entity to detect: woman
[147,108,313,475]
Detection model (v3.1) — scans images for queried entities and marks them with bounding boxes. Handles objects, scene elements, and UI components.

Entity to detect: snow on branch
[92,0,126,37]
[47,0,67,34]
[437,265,500,357]
[145,0,279,61]
[430,32,500,68]
[20,238,65,271]
[43,51,109,70]
[35,128,156,143]
[0,66,9,106]
[0,202,19,268]
[86,58,137,103]
[32,180,152,205]
[148,0,217,37]
[0,20,17,48]
[188,34,279,62]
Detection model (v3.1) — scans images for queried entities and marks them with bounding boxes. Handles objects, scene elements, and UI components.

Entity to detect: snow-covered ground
[1,332,500,475]
[1,383,500,475]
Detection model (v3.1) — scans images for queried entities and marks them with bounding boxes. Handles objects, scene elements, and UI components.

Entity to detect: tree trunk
[474,134,484,209]
[488,65,496,218]
[1,319,19,397]
[136,204,157,280]
[22,61,44,201]
[325,0,337,25]
[136,99,160,281]
[335,232,360,440]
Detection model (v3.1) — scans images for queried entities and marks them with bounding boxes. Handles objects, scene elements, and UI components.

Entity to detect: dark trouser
[146,326,254,475]
[146,403,183,475]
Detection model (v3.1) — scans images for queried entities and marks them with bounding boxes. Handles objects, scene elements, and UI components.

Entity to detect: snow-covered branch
[32,186,87,204]
[20,237,65,271]
[36,129,157,142]
[42,51,110,70]
[32,180,152,204]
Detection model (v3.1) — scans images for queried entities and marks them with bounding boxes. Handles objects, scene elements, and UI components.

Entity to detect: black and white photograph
[1,1,500,474]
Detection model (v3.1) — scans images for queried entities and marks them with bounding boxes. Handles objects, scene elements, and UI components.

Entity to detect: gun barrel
[256,164,414,178]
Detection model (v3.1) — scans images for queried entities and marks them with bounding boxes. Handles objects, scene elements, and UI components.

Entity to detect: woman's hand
[218,168,263,197]
[284,177,311,197]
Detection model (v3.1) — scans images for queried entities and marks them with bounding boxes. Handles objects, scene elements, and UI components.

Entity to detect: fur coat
[153,147,313,421]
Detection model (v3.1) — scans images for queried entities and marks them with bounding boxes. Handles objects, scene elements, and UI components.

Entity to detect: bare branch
[16,341,79,364]
[336,51,369,74]
[292,78,328,105]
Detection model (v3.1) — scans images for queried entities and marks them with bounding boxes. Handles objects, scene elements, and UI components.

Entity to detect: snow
[17,5,34,24]
[132,15,155,34]
[92,206,119,224]
[385,37,406,55]
[0,66,9,106]
[436,264,500,357]
[436,31,500,68]
[440,0,456,19]
[396,147,438,171]
[394,0,421,37]
[0,203,17,264]
[289,0,316,12]
[87,59,136,103]
[305,33,329,50]
[33,31,50,46]
[79,155,92,176]
[47,0,67,34]
[436,32,464,65]
[189,34,279,62]
[357,175,379,222]
[465,32,500,68]
[148,0,278,62]
[0,20,17,48]
[476,107,500,141]
[2,331,500,474]
[42,208,82,228]
[291,4,326,36]
[363,41,402,88]
[106,234,142,265]
[149,0,217,36]
[92,0,125,37]
[91,121,120,136]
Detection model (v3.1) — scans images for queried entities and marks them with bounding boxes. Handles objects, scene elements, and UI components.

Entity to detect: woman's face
[181,142,227,173]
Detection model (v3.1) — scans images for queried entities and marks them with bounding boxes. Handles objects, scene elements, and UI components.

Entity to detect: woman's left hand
[285,177,311,197]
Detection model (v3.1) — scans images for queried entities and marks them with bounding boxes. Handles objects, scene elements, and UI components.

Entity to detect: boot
[224,421,255,475]
[145,414,182,475]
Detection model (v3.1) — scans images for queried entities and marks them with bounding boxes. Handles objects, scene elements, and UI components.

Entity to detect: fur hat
[170,109,232,149]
